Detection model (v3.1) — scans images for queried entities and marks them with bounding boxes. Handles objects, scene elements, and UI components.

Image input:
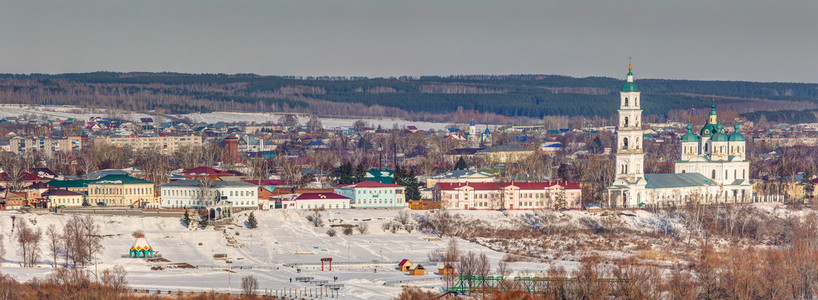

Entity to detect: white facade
[607,66,752,207]
[433,182,582,210]
[160,180,258,209]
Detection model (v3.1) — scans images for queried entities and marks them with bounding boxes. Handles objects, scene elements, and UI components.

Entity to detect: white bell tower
[615,62,644,183]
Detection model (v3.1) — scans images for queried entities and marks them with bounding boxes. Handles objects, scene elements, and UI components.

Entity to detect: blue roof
[645,173,718,189]
[470,120,475,126]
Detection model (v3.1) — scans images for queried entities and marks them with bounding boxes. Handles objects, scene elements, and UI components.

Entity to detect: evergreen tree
[247,212,258,229]
[354,163,367,183]
[183,210,191,227]
[454,157,468,170]
[404,169,422,201]
[333,162,354,184]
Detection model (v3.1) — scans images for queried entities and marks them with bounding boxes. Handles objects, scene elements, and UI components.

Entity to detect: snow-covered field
[0,209,570,299]
[0,104,456,131]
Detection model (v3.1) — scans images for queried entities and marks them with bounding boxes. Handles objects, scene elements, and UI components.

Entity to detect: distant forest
[0,72,816,123]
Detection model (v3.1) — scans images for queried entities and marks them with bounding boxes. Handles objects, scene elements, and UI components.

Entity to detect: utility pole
[227,260,232,292]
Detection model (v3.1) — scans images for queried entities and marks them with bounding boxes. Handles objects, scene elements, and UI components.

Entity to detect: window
[624,97,629,106]
[712,170,716,179]
[623,137,628,149]
[624,116,629,127]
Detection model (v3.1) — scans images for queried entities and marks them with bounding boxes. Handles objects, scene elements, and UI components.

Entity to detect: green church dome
[621,82,639,92]
[711,132,728,142]
[728,123,745,141]
[681,123,699,142]
[700,123,718,137]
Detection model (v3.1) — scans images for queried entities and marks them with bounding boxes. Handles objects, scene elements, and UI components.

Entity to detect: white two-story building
[160,180,258,209]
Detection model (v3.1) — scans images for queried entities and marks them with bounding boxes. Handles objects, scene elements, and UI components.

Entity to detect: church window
[734,170,737,179]
[742,169,745,179]
[682,170,686,173]
[712,170,716,179]
[705,143,709,152]
[623,138,628,149]
[624,98,629,106]
[725,170,728,179]
[624,117,629,127]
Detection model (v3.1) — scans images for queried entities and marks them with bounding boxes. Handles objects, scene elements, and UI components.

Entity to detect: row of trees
[8,215,103,269]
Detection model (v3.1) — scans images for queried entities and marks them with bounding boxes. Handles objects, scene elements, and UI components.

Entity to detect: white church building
[607,66,752,207]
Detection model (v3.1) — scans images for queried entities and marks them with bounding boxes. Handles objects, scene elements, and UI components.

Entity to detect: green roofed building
[608,66,752,208]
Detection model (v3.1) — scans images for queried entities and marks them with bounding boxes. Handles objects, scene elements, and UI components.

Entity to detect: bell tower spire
[615,63,644,182]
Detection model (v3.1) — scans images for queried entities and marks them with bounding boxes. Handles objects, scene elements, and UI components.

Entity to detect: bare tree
[46,224,60,268]
[498,261,512,277]
[16,219,42,268]
[62,215,103,268]
[241,275,259,296]
[100,265,128,291]
[477,252,491,277]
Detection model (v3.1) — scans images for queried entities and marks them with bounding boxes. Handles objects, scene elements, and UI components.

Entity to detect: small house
[398,259,413,272]
[409,264,425,276]
[438,264,454,275]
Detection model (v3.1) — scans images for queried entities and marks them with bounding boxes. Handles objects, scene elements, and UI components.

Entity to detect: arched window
[705,143,709,152]
[712,170,716,179]
[624,116,629,127]
[624,98,629,106]
[623,137,629,149]
[682,170,686,173]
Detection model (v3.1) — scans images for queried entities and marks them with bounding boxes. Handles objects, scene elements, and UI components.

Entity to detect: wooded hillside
[1,72,816,122]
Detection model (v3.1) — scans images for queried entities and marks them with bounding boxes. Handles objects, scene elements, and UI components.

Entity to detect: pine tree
[455,157,468,170]
[247,212,258,229]
[354,163,366,183]
[183,210,191,227]
[405,169,422,201]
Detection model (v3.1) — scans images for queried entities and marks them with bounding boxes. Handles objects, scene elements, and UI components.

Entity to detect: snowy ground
[0,209,572,299]
[0,104,458,131]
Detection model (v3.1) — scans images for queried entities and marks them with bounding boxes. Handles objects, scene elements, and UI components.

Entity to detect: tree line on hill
[2,72,817,122]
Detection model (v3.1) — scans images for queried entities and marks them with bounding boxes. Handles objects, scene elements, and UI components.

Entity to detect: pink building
[432,181,582,210]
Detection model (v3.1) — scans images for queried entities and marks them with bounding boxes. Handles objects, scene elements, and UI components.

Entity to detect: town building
[425,169,496,188]
[87,175,156,207]
[44,190,85,207]
[94,134,202,154]
[333,181,406,209]
[432,181,582,210]
[290,192,351,210]
[159,180,257,209]
[607,66,752,207]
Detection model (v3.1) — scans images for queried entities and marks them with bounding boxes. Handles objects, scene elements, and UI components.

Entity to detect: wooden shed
[398,259,413,272]
[409,264,425,276]
[438,264,454,275]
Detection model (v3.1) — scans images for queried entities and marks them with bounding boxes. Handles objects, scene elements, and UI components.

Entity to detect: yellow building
[45,190,85,208]
[94,135,202,154]
[476,145,535,164]
[87,175,156,207]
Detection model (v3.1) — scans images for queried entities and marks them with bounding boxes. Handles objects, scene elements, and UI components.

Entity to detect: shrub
[326,228,337,237]
[356,222,369,234]
[343,227,354,235]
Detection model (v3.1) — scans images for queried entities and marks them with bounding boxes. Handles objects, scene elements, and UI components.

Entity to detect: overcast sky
[1,0,816,82]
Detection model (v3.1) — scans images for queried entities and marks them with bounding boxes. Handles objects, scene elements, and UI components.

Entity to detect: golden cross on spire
[628,56,632,72]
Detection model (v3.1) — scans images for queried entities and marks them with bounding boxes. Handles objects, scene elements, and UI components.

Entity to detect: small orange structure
[409,264,425,276]
[398,259,413,272]
[438,264,454,275]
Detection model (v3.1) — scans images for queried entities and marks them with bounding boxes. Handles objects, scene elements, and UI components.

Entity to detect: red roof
[333,181,401,188]
[244,179,287,186]
[294,193,350,201]
[181,167,233,176]
[398,259,411,267]
[435,181,580,191]
[0,172,47,182]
